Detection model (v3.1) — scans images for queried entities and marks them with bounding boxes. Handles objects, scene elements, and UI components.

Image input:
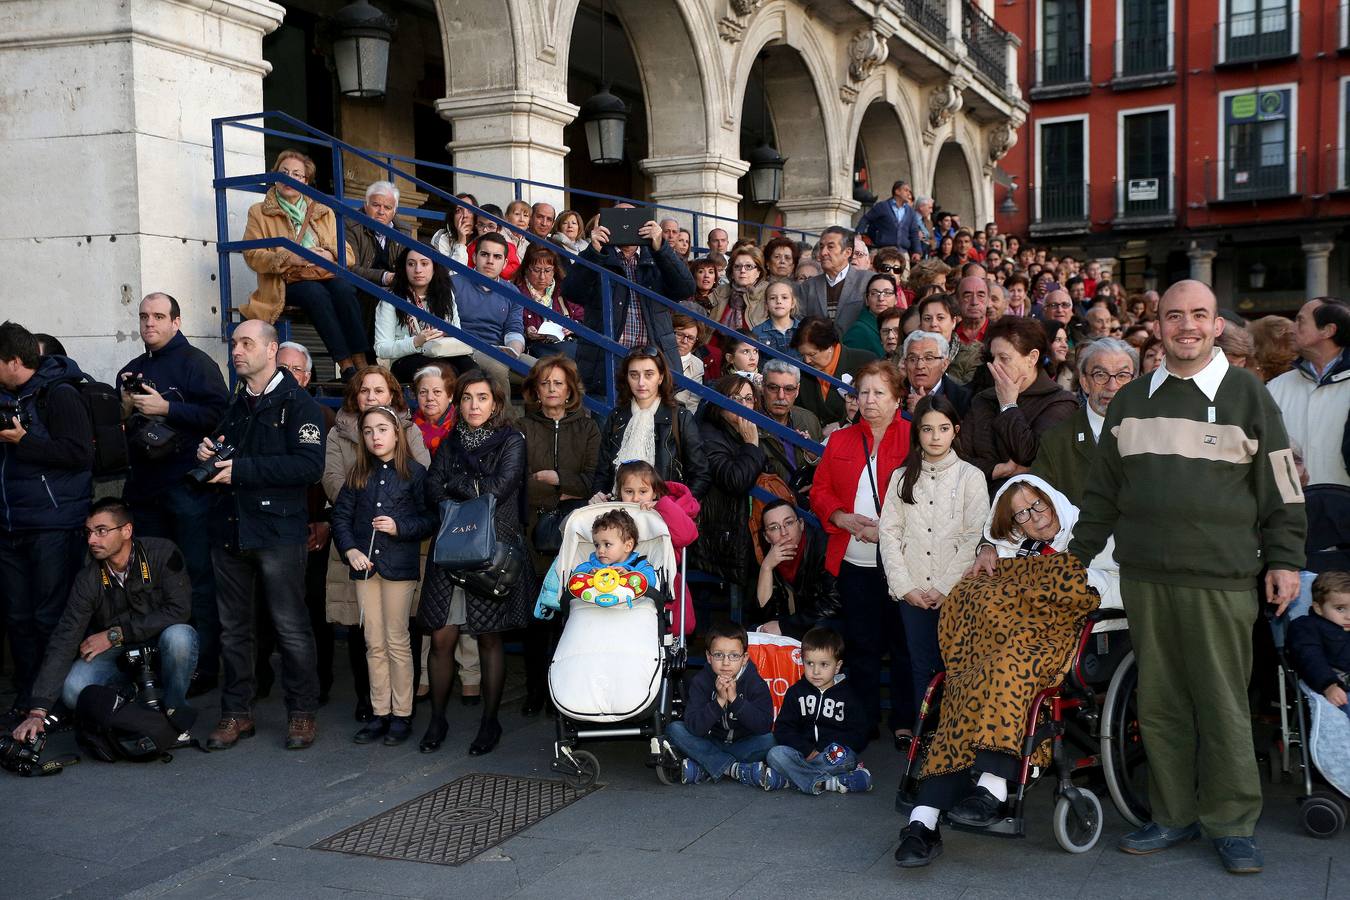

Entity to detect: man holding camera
[10,498,198,744]
[117,293,229,695]
[0,321,94,721]
[198,319,325,751]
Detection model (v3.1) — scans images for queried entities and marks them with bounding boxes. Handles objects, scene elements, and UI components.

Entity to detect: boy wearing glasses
[664,622,775,785]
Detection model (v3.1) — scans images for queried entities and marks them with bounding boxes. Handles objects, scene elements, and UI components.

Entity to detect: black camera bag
[75,684,195,763]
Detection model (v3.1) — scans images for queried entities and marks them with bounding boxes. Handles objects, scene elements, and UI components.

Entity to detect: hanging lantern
[579,84,628,165]
[1248,262,1267,290]
[333,0,396,99]
[748,140,786,205]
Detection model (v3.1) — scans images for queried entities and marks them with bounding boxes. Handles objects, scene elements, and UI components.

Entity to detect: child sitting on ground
[666,622,775,785]
[1288,571,1350,717]
[755,626,872,793]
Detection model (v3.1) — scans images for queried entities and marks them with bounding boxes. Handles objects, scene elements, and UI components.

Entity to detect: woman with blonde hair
[1249,314,1299,382]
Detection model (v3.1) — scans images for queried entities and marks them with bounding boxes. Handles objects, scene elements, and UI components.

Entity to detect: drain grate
[311,772,598,866]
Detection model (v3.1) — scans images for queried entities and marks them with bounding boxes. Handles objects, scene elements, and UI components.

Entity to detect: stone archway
[932,141,978,230]
[854,100,917,210]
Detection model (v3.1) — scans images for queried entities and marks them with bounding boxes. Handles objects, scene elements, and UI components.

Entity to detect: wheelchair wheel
[561,750,599,790]
[1101,651,1150,827]
[1301,792,1347,839]
[1053,788,1103,853]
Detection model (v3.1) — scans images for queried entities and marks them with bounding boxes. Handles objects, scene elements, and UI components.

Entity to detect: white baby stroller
[534,502,688,787]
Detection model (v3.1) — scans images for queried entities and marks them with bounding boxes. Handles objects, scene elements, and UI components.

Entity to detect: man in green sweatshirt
[1069,280,1305,875]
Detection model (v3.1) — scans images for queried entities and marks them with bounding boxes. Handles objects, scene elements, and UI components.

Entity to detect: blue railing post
[600,271,616,408]
[212,118,233,352]
[692,212,700,250]
[331,144,347,267]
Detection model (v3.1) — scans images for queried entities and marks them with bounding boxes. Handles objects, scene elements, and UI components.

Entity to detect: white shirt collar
[1147,347,1229,401]
[246,370,285,398]
[1084,404,1105,441]
[825,264,851,288]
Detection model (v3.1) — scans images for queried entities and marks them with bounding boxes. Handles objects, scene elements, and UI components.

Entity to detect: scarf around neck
[275,193,317,249]
[415,407,454,455]
[614,399,658,479]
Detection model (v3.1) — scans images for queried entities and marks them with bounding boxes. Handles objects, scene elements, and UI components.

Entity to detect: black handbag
[532,499,585,557]
[450,540,526,599]
[432,494,496,569]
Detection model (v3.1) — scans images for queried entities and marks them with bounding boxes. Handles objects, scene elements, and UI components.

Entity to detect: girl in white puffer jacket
[879,395,990,736]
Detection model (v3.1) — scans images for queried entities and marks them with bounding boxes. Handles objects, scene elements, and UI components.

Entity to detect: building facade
[0,0,1025,380]
[994,0,1350,313]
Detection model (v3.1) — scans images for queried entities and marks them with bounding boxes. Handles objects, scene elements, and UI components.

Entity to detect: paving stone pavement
[2,658,1339,900]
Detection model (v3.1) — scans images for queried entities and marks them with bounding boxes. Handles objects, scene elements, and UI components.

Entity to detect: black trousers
[916,750,1020,810]
[0,527,86,707]
[838,560,912,733]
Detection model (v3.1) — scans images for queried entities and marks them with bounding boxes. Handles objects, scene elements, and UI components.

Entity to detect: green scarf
[275,192,317,249]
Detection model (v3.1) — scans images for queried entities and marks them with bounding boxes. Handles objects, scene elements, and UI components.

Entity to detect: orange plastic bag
[747,632,803,720]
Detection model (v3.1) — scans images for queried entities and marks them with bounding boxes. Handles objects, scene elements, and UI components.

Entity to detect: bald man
[1070,281,1306,874]
[201,318,327,753]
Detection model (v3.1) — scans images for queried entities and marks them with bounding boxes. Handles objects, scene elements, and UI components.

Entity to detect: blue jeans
[61,623,199,711]
[766,742,859,794]
[665,721,774,780]
[286,278,367,364]
[133,485,218,677]
[898,601,942,723]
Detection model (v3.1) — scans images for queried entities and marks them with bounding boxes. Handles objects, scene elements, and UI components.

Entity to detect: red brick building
[993,0,1350,313]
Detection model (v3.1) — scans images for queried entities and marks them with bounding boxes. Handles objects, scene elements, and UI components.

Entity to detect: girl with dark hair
[878,395,989,735]
[590,348,710,501]
[374,247,474,382]
[614,460,700,634]
[418,370,534,756]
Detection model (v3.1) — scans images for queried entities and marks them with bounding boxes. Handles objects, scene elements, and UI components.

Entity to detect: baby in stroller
[537,509,659,615]
[1287,571,1350,717]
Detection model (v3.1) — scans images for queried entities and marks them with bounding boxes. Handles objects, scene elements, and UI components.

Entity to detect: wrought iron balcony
[1113,176,1176,227]
[1112,33,1175,87]
[962,2,1010,90]
[1031,45,1090,98]
[1205,151,1305,202]
[1216,10,1298,65]
[1030,183,1091,234]
[900,0,949,48]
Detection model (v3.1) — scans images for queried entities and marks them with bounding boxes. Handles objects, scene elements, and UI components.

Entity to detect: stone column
[435,91,577,212]
[1302,235,1335,300]
[639,154,749,243]
[775,197,863,238]
[0,0,285,379]
[1187,240,1218,286]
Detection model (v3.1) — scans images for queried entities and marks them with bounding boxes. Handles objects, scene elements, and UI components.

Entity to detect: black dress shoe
[354,699,374,723]
[384,716,412,746]
[186,673,218,699]
[947,785,1003,829]
[895,822,943,868]
[419,717,448,753]
[353,715,390,744]
[468,718,502,756]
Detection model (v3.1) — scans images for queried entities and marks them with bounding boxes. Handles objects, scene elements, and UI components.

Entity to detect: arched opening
[933,141,977,231]
[854,101,915,217]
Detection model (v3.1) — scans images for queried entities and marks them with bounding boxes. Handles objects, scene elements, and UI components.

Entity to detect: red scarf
[414,408,455,455]
[775,549,803,586]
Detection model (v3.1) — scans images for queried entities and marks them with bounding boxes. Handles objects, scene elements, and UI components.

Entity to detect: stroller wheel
[1052,789,1103,854]
[655,760,681,786]
[1301,792,1347,839]
[562,749,599,790]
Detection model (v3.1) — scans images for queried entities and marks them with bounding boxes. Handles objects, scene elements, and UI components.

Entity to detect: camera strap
[31,753,80,776]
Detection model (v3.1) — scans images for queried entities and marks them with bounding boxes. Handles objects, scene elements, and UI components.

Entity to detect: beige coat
[708,281,769,331]
[240,188,356,325]
[322,408,432,625]
[878,450,990,599]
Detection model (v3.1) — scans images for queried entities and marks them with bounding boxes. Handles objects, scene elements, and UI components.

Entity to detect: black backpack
[74,684,196,763]
[36,376,130,478]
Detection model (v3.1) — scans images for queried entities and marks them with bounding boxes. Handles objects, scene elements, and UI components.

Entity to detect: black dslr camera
[122,374,153,395]
[118,644,165,711]
[0,402,27,431]
[186,439,235,484]
[0,730,48,776]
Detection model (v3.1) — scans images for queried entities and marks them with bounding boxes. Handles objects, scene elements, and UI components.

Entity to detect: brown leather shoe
[206,715,255,751]
[286,713,317,750]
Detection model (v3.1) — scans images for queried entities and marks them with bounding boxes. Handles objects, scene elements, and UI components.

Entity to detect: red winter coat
[810,415,912,575]
[657,480,700,634]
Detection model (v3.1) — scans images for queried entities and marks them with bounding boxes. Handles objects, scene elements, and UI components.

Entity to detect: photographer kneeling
[10,498,197,744]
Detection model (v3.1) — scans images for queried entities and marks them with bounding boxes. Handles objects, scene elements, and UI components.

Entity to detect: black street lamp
[579,0,628,165]
[747,52,786,204]
[333,0,396,99]
[1249,262,1267,290]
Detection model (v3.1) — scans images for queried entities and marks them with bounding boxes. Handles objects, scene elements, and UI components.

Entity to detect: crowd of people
[3,150,1349,878]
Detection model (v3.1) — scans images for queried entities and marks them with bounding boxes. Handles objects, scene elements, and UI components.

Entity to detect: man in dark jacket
[857,180,922,256]
[118,292,229,694]
[0,321,94,717]
[197,319,325,752]
[560,205,696,393]
[9,498,196,744]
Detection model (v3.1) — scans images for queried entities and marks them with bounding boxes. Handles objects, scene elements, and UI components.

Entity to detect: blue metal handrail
[215,111,821,249]
[211,167,832,463]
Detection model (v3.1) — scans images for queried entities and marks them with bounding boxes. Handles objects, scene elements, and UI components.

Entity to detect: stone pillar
[1187,240,1218,286]
[1302,235,1335,300]
[435,91,577,212]
[639,154,750,242]
[0,0,284,380]
[775,197,863,238]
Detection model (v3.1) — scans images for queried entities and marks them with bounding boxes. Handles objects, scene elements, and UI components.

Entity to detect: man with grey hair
[759,357,822,482]
[1031,337,1140,507]
[794,226,872,333]
[900,329,970,418]
[659,218,681,249]
[347,181,402,289]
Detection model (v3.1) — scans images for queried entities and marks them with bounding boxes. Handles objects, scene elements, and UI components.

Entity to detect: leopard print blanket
[919,554,1098,779]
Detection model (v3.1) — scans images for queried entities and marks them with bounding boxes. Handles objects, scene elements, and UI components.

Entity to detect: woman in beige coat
[878,395,989,744]
[706,245,769,332]
[323,366,430,719]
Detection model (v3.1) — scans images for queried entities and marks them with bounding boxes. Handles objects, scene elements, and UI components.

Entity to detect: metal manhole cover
[311,772,599,866]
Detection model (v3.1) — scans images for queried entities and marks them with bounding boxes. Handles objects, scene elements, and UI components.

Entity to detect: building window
[1119,0,1171,77]
[1221,87,1293,199]
[1224,0,1293,63]
[1342,79,1350,190]
[1041,0,1087,85]
[1119,109,1172,218]
[1038,119,1087,222]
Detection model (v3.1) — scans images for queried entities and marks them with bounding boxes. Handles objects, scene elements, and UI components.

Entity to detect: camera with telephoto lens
[117,644,165,711]
[186,439,235,484]
[0,730,48,777]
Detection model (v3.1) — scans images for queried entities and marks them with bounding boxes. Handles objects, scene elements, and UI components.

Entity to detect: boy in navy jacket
[757,627,873,793]
[666,622,775,785]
